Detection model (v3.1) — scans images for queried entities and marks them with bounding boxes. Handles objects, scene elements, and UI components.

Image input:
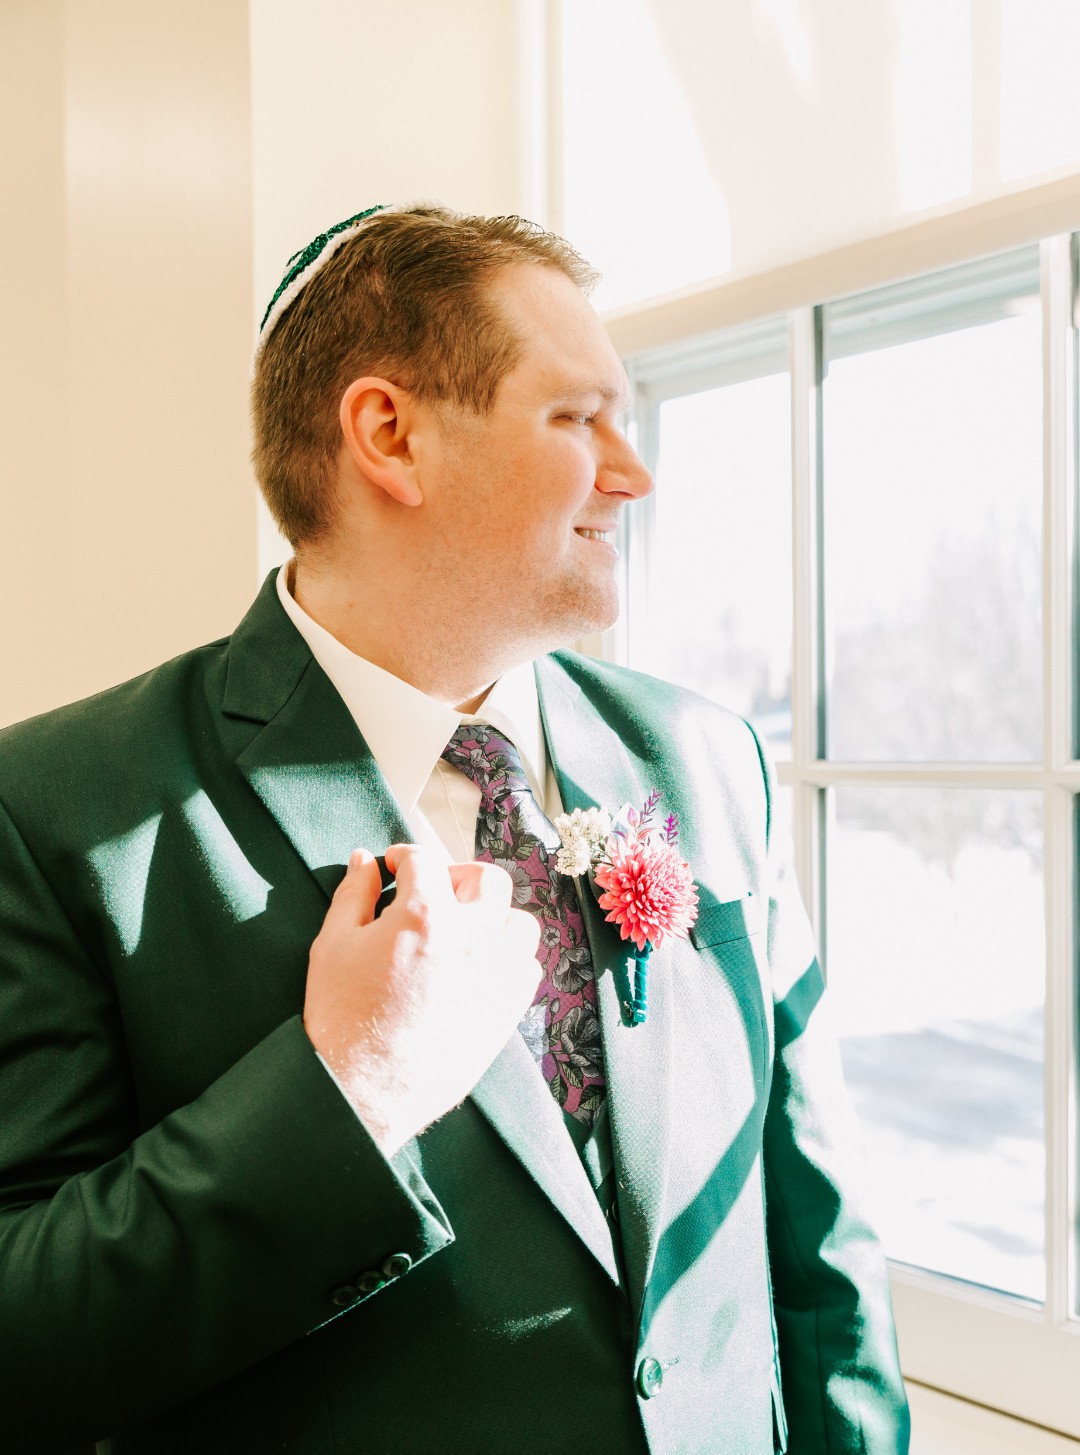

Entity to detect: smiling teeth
[577,529,613,540]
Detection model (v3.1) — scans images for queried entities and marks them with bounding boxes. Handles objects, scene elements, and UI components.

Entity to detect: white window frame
[601,220,1080,1435]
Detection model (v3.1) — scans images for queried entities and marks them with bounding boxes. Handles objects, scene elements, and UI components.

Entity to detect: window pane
[822,305,1043,761]
[827,786,1045,1302]
[632,373,792,759]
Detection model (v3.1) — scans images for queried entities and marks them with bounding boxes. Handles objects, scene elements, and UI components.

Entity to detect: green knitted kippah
[256,203,391,350]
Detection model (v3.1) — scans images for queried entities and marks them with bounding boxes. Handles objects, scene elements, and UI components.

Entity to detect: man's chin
[502,577,621,659]
[550,595,621,650]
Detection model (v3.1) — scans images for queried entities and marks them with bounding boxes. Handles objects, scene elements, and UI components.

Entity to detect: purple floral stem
[638,789,661,832]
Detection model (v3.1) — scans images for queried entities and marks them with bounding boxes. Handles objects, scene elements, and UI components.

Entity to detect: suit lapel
[469,1034,623,1286]
[535,655,675,1322]
[223,576,413,895]
[235,660,414,897]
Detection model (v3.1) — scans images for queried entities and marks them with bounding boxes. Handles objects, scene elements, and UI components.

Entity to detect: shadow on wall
[643,0,903,274]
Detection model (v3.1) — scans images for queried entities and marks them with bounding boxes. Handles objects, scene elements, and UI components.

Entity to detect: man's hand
[303,844,542,1157]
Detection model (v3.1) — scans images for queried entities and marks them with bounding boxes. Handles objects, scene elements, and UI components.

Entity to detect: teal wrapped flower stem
[629,943,652,1025]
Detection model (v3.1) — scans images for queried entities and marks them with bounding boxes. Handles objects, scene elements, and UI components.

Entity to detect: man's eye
[561,413,595,426]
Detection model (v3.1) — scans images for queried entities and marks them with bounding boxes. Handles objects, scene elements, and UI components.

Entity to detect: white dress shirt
[274,564,564,857]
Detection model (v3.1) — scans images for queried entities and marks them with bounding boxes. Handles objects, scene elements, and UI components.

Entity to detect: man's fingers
[448,859,514,911]
[507,903,542,959]
[329,848,382,927]
[384,843,456,914]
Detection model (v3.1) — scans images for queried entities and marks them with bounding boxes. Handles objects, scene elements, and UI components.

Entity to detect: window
[622,319,791,759]
[619,237,1080,1436]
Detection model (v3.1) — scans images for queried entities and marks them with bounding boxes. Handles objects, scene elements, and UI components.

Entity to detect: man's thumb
[330,848,382,927]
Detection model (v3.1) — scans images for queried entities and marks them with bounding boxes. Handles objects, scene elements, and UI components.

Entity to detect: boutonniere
[553,791,699,1026]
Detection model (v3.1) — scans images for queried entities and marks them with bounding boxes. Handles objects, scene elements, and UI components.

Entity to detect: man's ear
[339,377,423,507]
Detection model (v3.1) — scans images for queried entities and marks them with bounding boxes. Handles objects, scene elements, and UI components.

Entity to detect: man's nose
[597,430,654,500]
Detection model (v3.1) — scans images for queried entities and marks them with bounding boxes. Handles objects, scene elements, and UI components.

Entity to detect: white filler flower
[553,806,613,877]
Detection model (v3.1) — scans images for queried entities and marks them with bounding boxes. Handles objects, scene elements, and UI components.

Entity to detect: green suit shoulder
[0,633,234,854]
[546,647,769,787]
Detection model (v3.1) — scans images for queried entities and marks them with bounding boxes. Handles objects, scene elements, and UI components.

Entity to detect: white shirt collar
[275,564,548,814]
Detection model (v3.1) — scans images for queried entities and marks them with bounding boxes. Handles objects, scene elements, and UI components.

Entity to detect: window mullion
[789,306,824,943]
[1041,233,1076,772]
[1041,233,1079,1326]
[621,384,659,672]
[1044,783,1077,1326]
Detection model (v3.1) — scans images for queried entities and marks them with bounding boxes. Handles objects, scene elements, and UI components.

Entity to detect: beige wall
[0,1,70,726]
[249,0,539,575]
[0,0,537,724]
[1,0,256,726]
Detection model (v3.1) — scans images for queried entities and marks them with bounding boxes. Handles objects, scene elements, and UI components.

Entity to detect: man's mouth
[574,528,615,542]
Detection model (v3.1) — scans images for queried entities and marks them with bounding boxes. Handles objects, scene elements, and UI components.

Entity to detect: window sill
[909,1381,1080,1454]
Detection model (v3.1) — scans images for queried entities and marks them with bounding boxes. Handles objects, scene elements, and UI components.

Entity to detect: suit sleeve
[0,797,453,1454]
[750,731,911,1455]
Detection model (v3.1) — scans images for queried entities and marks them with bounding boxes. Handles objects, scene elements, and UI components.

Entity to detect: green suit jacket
[0,575,908,1454]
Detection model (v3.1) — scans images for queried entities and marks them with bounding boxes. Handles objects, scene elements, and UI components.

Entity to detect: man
[0,203,909,1454]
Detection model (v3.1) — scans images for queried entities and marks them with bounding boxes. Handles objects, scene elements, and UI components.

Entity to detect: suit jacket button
[381,1252,413,1279]
[636,1357,663,1399]
[330,1284,359,1308]
[356,1270,386,1295]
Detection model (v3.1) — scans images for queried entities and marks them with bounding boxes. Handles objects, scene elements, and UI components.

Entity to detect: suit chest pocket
[689,891,766,950]
[689,891,772,1086]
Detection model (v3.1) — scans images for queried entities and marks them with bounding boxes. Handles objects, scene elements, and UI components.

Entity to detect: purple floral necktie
[441,723,606,1126]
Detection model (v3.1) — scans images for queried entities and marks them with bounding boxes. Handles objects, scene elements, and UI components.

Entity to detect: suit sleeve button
[355,1270,386,1295]
[636,1357,663,1399]
[381,1252,413,1279]
[330,1284,359,1308]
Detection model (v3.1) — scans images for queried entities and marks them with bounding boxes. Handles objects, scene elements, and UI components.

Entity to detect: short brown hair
[251,204,600,547]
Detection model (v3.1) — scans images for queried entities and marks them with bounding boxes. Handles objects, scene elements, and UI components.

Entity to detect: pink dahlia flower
[594,833,699,953]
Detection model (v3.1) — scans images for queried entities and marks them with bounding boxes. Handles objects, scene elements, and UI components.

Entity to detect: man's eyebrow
[555,384,632,411]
